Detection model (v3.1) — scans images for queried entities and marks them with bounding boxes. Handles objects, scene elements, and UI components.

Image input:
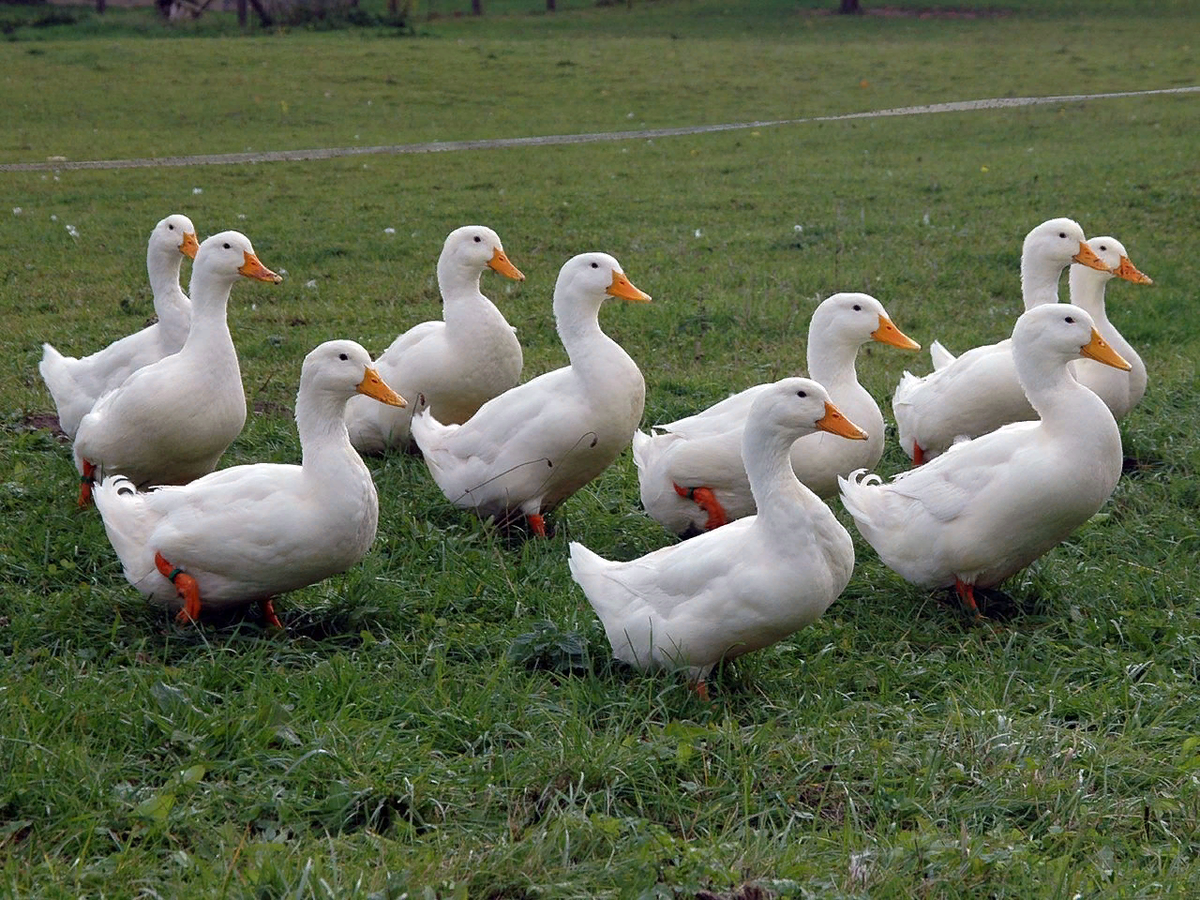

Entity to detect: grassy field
[2,0,1199,896]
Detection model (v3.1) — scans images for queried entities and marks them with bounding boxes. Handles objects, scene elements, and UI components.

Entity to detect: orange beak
[1079,327,1131,371]
[1113,255,1152,285]
[871,315,921,351]
[816,401,869,440]
[238,251,283,284]
[357,367,406,407]
[606,270,652,303]
[1072,241,1111,273]
[179,232,200,260]
[487,247,525,282]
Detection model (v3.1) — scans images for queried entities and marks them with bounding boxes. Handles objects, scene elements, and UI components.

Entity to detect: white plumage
[93,340,404,624]
[346,225,525,454]
[842,303,1130,617]
[892,217,1109,463]
[72,231,281,500]
[571,377,865,688]
[411,251,650,534]
[40,214,199,439]
[1066,236,1152,420]
[632,292,918,535]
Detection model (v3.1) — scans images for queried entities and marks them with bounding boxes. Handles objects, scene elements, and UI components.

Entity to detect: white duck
[1067,236,1152,420]
[346,225,525,454]
[892,217,1109,463]
[411,252,650,535]
[570,378,866,694]
[930,236,1153,422]
[94,340,405,626]
[633,292,918,535]
[840,303,1130,619]
[40,214,200,439]
[73,231,281,504]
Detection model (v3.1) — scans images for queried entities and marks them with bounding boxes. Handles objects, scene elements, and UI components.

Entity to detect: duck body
[635,293,918,535]
[73,231,280,491]
[346,225,525,454]
[572,378,865,683]
[842,303,1129,606]
[93,340,404,619]
[1067,236,1152,420]
[40,214,199,439]
[892,218,1109,462]
[412,252,649,529]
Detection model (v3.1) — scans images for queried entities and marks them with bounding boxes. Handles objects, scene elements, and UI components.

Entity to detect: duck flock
[37,214,1151,695]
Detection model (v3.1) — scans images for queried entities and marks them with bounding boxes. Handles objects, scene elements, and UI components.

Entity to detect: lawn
[1,0,1199,896]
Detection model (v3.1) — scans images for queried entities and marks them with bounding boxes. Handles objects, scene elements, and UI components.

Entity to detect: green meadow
[1,1,1199,896]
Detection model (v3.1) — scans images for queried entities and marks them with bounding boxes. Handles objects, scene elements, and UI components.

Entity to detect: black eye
[1098,244,1107,251]
[1059,232,1067,239]
[473,236,482,243]
[852,304,862,311]
[339,353,349,361]
[796,390,807,398]
[223,242,231,249]
[590,262,599,269]
[167,223,175,230]
[1065,316,1075,324]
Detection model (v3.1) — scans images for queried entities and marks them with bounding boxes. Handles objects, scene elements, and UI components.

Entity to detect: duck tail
[39,343,81,432]
[568,541,621,622]
[630,429,652,472]
[837,467,886,527]
[93,475,159,589]
[929,340,957,370]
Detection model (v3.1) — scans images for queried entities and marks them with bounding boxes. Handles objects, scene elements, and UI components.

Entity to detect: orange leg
[155,551,202,624]
[673,483,728,531]
[693,680,711,702]
[954,577,982,621]
[77,460,97,507]
[260,598,283,629]
[527,513,547,537]
[912,444,926,466]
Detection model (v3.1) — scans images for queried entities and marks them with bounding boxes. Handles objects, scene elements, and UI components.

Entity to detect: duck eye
[339,353,349,361]
[796,390,807,398]
[1065,316,1075,324]
[167,223,174,230]
[852,304,861,311]
[473,236,482,243]
[590,262,599,269]
[1058,232,1067,239]
[223,242,231,249]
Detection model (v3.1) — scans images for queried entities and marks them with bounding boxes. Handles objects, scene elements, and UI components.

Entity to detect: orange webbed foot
[260,598,283,629]
[155,551,202,624]
[527,513,548,538]
[954,577,983,622]
[672,483,728,531]
[77,460,97,507]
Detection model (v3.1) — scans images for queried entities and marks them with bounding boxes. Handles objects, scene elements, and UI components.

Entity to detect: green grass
[2,0,1200,896]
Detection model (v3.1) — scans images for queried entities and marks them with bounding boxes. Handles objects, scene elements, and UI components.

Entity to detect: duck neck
[744,427,815,528]
[1068,266,1113,327]
[1015,347,1102,424]
[438,259,488,330]
[297,390,368,476]
[1020,252,1068,310]
[148,245,189,320]
[806,320,860,394]
[555,295,615,375]
[182,268,238,362]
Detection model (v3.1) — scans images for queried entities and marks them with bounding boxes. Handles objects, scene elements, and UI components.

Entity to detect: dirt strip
[2,86,1196,173]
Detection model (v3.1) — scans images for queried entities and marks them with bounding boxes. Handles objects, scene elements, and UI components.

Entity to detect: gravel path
[2,87,1195,173]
